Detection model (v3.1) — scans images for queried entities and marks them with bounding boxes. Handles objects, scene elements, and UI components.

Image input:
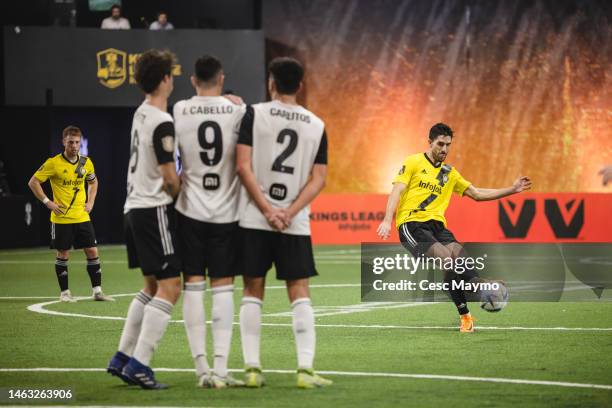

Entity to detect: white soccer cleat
[199,373,245,388]
[59,290,77,303]
[93,291,115,301]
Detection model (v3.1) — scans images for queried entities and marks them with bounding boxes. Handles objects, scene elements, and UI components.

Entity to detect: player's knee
[56,249,70,259]
[157,277,182,304]
[84,247,98,258]
[286,279,310,302]
[242,277,265,299]
[184,274,205,284]
[211,276,234,288]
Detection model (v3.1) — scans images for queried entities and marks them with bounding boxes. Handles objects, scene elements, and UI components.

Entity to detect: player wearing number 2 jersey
[377,123,532,332]
[236,57,332,389]
[172,55,246,388]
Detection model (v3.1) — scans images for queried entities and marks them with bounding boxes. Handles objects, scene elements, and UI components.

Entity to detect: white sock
[132,297,173,366]
[292,298,315,370]
[240,296,262,369]
[212,284,234,377]
[92,285,102,294]
[118,290,152,356]
[183,281,209,377]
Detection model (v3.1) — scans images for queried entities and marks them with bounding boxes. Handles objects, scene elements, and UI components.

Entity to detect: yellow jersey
[33,153,96,224]
[393,153,471,227]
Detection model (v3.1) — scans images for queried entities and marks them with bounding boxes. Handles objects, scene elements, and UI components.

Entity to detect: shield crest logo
[97,48,127,89]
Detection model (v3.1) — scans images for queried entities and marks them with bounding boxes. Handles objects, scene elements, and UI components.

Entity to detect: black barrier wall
[3,27,265,106]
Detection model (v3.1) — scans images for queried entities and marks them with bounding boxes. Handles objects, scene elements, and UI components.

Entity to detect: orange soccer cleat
[459,314,475,333]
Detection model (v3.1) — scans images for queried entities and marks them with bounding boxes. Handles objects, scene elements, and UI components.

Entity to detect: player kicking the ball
[173,55,246,388]
[377,123,531,332]
[236,57,332,388]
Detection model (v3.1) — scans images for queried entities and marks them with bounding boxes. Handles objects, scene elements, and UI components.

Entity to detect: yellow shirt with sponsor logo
[33,154,96,224]
[393,153,471,227]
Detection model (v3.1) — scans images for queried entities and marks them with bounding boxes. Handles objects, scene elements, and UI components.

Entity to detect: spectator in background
[101,4,130,30]
[149,11,174,30]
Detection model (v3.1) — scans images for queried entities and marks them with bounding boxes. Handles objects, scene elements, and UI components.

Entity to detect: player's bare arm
[376,182,406,240]
[463,176,532,201]
[27,176,64,215]
[283,164,327,226]
[159,162,181,198]
[85,177,98,213]
[236,144,285,231]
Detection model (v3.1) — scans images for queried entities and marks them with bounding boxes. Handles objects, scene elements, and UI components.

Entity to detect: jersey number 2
[272,129,298,174]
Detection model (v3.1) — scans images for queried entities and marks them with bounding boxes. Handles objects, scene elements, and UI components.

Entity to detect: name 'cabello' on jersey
[181,104,234,116]
[173,95,246,223]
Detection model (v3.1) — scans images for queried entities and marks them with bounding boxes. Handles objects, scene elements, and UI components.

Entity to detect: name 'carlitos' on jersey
[238,100,327,236]
[173,96,246,223]
[393,153,471,227]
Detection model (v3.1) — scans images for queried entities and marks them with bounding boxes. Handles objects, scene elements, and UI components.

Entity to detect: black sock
[444,274,470,316]
[86,257,101,288]
[55,258,69,292]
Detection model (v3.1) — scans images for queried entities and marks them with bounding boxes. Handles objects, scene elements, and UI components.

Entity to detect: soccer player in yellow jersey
[28,126,113,303]
[377,123,531,332]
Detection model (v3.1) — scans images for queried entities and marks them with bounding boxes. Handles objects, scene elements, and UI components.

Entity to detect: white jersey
[238,100,328,235]
[173,96,246,223]
[124,101,175,212]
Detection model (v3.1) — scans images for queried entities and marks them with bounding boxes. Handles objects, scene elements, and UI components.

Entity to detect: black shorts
[240,227,318,281]
[177,212,240,278]
[398,220,458,257]
[124,205,181,280]
[50,221,97,250]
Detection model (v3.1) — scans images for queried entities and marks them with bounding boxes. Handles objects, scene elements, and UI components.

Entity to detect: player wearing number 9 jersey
[376,123,532,333]
[172,55,246,388]
[236,57,332,389]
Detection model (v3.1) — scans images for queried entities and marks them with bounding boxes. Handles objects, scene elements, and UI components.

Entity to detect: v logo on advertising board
[544,199,584,238]
[498,199,536,238]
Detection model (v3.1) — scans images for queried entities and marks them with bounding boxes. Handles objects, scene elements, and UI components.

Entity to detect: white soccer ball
[480,281,509,312]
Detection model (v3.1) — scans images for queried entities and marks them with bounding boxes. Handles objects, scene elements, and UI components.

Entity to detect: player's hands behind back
[512,176,532,193]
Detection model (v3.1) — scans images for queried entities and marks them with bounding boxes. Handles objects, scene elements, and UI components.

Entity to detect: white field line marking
[263,302,435,317]
[0,259,358,265]
[2,284,360,299]
[0,367,611,391]
[24,295,612,331]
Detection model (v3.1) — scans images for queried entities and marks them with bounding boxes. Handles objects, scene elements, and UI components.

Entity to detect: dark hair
[429,123,453,141]
[62,125,82,139]
[268,57,304,95]
[134,49,175,94]
[110,4,121,11]
[157,11,167,18]
[194,55,222,83]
